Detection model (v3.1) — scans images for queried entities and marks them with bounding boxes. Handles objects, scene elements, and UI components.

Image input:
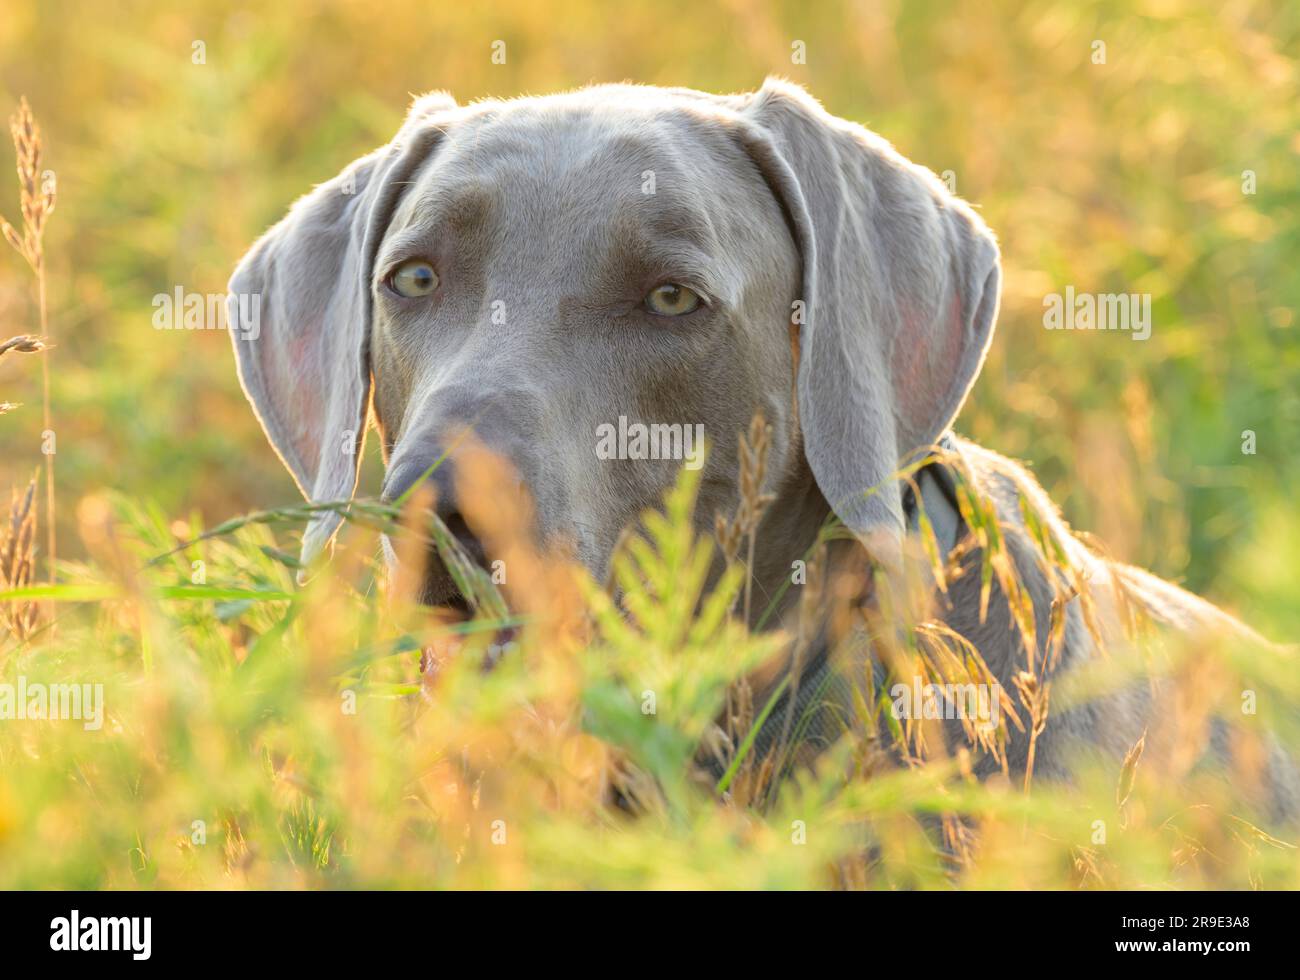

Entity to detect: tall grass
[0,446,1296,888]
[1,98,55,597]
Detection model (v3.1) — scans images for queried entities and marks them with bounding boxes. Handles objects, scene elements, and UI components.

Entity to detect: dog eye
[388,259,439,298]
[644,283,702,316]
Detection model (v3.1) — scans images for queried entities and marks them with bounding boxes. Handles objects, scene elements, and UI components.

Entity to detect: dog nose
[381,455,489,573]
[380,454,455,510]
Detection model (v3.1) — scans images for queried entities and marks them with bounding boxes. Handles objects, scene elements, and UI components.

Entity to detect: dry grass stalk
[1,97,57,596]
[1116,728,1147,808]
[1012,669,1052,792]
[913,620,1022,769]
[0,476,39,642]
[0,334,47,358]
[1071,845,1104,887]
[720,678,756,801]
[714,412,776,623]
[0,99,56,272]
[713,413,778,788]
[0,334,49,416]
[942,812,979,871]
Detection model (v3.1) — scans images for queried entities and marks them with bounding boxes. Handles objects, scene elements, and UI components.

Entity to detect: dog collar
[901,432,964,558]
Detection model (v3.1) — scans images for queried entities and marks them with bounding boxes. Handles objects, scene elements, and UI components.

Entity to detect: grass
[0,475,38,641]
[1,97,55,596]
[0,0,1297,889]
[0,441,1296,889]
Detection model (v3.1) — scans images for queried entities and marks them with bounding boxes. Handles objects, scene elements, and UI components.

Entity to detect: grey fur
[229,80,1295,818]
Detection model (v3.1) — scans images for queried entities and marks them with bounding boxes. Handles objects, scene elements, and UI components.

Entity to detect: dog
[228,79,1297,820]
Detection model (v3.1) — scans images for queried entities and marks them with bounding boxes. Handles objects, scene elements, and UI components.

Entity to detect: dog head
[228,80,1000,605]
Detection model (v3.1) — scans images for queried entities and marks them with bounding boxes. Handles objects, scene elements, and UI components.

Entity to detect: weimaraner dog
[228,79,1296,820]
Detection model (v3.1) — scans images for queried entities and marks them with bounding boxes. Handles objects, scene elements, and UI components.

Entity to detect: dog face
[229,80,1001,604]
[366,89,803,597]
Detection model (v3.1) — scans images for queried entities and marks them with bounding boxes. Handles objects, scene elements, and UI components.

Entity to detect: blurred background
[0,0,1296,634]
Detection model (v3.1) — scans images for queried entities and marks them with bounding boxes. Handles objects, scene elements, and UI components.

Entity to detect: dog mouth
[411,515,521,676]
[414,511,490,608]
[418,562,475,616]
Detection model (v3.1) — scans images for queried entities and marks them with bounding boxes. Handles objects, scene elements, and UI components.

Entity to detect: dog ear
[737,79,1000,565]
[227,92,456,566]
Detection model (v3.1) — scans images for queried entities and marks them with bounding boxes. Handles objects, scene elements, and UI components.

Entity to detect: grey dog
[229,80,1295,819]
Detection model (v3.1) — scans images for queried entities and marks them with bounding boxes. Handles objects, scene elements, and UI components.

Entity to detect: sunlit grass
[0,462,1295,889]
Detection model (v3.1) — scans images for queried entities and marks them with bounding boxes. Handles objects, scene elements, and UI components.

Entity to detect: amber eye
[389,259,439,298]
[644,283,702,316]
